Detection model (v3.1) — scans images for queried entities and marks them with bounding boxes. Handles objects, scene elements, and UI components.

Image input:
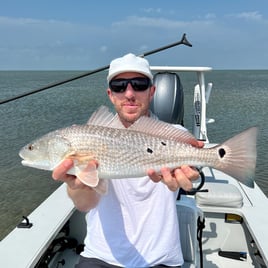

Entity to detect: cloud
[141,8,162,14]
[204,13,216,20]
[112,16,214,30]
[0,11,267,70]
[0,15,108,69]
[227,11,263,21]
[100,45,108,53]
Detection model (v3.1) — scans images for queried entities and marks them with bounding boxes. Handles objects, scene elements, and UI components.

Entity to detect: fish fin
[107,114,126,129]
[129,116,199,146]
[74,160,99,187]
[87,106,125,128]
[93,179,109,195]
[87,106,198,144]
[68,157,108,194]
[87,106,113,125]
[214,127,258,188]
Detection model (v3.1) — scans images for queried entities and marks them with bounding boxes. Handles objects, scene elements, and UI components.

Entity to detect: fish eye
[28,144,34,151]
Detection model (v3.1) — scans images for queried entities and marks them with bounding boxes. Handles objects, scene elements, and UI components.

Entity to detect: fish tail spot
[218,148,226,158]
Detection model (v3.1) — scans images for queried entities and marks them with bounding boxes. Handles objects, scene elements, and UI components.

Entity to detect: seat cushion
[196,183,243,208]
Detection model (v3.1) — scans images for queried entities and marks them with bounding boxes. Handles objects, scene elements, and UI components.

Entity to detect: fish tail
[213,127,258,188]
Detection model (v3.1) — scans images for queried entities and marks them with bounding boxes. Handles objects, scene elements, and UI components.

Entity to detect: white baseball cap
[107,53,153,82]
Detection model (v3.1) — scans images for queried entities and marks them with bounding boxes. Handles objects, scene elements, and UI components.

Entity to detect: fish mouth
[19,150,32,167]
[19,148,27,160]
[20,158,52,171]
[21,159,33,167]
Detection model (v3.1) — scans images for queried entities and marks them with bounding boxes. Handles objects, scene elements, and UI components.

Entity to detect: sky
[1,0,268,70]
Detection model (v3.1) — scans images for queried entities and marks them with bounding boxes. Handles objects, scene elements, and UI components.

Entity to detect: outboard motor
[150,72,184,125]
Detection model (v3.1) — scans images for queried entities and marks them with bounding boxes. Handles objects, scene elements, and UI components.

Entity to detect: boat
[0,36,267,268]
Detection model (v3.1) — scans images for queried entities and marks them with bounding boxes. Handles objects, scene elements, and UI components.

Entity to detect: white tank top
[81,177,183,267]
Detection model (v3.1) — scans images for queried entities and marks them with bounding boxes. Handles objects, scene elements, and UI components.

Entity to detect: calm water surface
[0,70,267,240]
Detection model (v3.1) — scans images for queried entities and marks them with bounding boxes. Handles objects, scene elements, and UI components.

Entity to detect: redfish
[19,106,257,190]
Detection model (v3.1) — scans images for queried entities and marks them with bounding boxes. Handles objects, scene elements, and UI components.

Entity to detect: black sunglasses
[109,77,152,93]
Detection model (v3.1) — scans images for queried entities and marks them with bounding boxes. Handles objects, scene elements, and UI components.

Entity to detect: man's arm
[52,159,100,212]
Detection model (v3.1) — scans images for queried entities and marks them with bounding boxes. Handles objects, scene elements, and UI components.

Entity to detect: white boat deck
[1,173,267,268]
[0,184,75,268]
[197,168,268,267]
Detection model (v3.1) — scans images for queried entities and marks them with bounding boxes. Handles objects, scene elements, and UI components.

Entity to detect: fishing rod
[0,33,192,105]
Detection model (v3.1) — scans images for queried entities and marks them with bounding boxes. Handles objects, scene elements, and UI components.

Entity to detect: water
[0,70,267,241]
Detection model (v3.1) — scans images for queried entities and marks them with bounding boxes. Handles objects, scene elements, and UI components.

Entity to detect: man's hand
[52,159,86,190]
[148,165,200,192]
[147,140,204,192]
[52,159,100,212]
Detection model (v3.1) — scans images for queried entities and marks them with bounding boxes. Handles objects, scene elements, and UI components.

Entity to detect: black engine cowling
[150,72,184,125]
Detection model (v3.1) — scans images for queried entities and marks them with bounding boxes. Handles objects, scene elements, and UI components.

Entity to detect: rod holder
[17,216,33,229]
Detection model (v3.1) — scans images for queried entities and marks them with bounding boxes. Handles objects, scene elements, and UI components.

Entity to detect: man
[53,53,203,267]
